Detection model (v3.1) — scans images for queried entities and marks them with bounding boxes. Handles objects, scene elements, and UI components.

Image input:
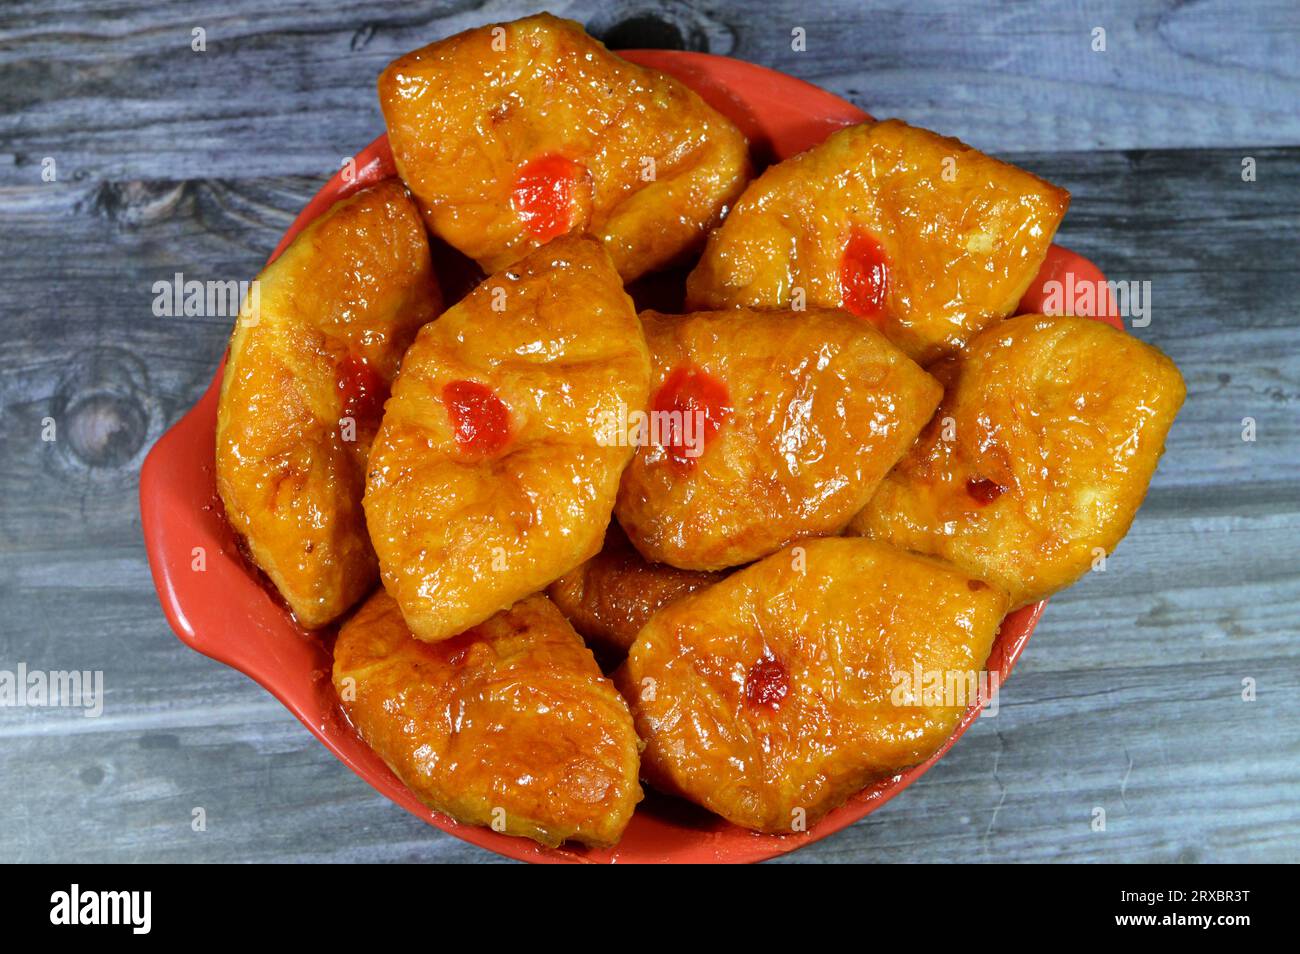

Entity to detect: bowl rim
[140,49,1119,864]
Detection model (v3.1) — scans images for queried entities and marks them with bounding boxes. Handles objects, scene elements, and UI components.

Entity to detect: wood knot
[78,180,188,226]
[80,765,106,786]
[599,13,691,51]
[66,393,148,468]
[588,6,731,54]
[50,347,159,472]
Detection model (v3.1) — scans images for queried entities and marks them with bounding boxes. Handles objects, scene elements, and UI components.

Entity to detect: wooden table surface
[1,0,1297,864]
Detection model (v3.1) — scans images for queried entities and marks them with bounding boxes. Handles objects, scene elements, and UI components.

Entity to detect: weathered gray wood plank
[0,0,1297,864]
[1,0,1297,190]
[4,652,1294,863]
[1,145,1296,863]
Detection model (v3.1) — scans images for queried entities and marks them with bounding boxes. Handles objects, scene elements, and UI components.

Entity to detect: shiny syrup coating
[215,180,441,628]
[364,236,650,643]
[686,119,1070,363]
[333,590,642,848]
[547,523,728,658]
[615,308,943,571]
[621,537,1009,833]
[851,314,1186,609]
[378,13,751,281]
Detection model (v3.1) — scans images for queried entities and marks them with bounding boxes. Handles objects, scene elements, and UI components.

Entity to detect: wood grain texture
[1,0,1298,190]
[0,0,1297,864]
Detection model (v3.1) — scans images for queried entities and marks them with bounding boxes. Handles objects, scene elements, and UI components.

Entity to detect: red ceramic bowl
[140,50,1121,864]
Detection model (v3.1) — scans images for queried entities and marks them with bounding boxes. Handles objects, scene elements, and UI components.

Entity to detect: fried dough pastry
[851,315,1185,609]
[216,181,440,628]
[364,236,650,643]
[334,590,642,848]
[685,119,1068,364]
[547,523,728,658]
[378,13,751,281]
[621,537,1008,833]
[614,308,942,571]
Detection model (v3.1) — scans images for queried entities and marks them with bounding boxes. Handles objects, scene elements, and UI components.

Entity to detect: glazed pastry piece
[548,524,728,658]
[364,236,650,643]
[614,308,942,571]
[685,119,1068,364]
[334,590,642,848]
[378,13,751,281]
[621,537,1008,833]
[216,181,441,628]
[851,314,1186,609]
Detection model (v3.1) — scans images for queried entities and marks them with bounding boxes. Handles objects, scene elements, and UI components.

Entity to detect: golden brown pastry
[685,119,1068,363]
[614,308,942,571]
[334,590,642,848]
[547,524,728,658]
[216,180,440,628]
[851,314,1185,608]
[378,13,751,281]
[621,537,1008,833]
[364,235,650,643]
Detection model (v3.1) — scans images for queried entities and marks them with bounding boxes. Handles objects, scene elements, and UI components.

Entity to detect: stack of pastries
[215,14,1185,850]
